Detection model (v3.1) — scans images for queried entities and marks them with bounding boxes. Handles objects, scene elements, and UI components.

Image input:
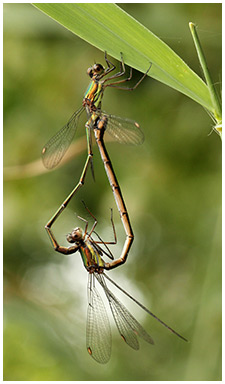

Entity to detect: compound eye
[73,227,83,240]
[87,67,94,78]
[66,233,74,243]
[93,63,104,74]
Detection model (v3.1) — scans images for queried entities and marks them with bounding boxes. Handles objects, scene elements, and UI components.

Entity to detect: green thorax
[79,239,105,271]
[84,80,103,109]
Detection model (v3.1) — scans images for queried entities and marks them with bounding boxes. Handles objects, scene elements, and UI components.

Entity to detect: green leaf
[33,3,213,112]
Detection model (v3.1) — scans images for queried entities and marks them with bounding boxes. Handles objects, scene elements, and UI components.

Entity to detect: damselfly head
[66,227,83,243]
[87,63,104,78]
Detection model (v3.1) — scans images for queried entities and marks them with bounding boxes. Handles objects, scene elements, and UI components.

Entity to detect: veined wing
[86,274,112,364]
[42,106,84,169]
[96,274,154,350]
[103,113,145,145]
[103,272,188,343]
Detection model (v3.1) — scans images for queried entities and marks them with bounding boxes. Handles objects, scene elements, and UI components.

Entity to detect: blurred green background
[3,3,221,381]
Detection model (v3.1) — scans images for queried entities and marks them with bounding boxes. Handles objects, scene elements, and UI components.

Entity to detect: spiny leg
[79,201,98,239]
[94,209,117,245]
[99,51,128,81]
[101,51,116,76]
[104,60,152,90]
[77,215,89,238]
[79,205,117,260]
[91,208,117,261]
[104,51,115,71]
[77,215,97,240]
[95,51,117,81]
[102,52,128,83]
[79,203,115,244]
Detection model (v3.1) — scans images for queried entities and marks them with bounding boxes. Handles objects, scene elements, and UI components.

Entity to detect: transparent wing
[103,273,188,343]
[42,106,84,169]
[96,274,154,350]
[102,112,145,145]
[86,274,112,364]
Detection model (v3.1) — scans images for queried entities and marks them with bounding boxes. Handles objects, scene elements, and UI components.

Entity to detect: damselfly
[47,204,188,364]
[43,52,151,269]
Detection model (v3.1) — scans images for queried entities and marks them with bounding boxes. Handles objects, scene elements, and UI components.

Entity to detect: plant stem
[189,22,222,127]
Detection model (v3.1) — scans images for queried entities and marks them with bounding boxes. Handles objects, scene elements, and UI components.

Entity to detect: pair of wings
[86,273,154,364]
[42,107,144,170]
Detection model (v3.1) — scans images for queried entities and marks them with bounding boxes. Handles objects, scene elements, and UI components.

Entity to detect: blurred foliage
[3,3,221,381]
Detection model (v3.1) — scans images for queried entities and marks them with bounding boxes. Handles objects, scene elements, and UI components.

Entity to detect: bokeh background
[3,3,221,381]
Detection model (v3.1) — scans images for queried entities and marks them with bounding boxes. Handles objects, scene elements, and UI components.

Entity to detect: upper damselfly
[42,52,150,170]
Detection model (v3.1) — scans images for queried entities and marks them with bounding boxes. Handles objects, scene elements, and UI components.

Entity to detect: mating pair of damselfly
[43,52,149,269]
[42,52,187,363]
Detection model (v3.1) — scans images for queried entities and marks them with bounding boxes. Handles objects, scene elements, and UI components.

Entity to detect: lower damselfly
[43,52,151,268]
[47,204,188,364]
